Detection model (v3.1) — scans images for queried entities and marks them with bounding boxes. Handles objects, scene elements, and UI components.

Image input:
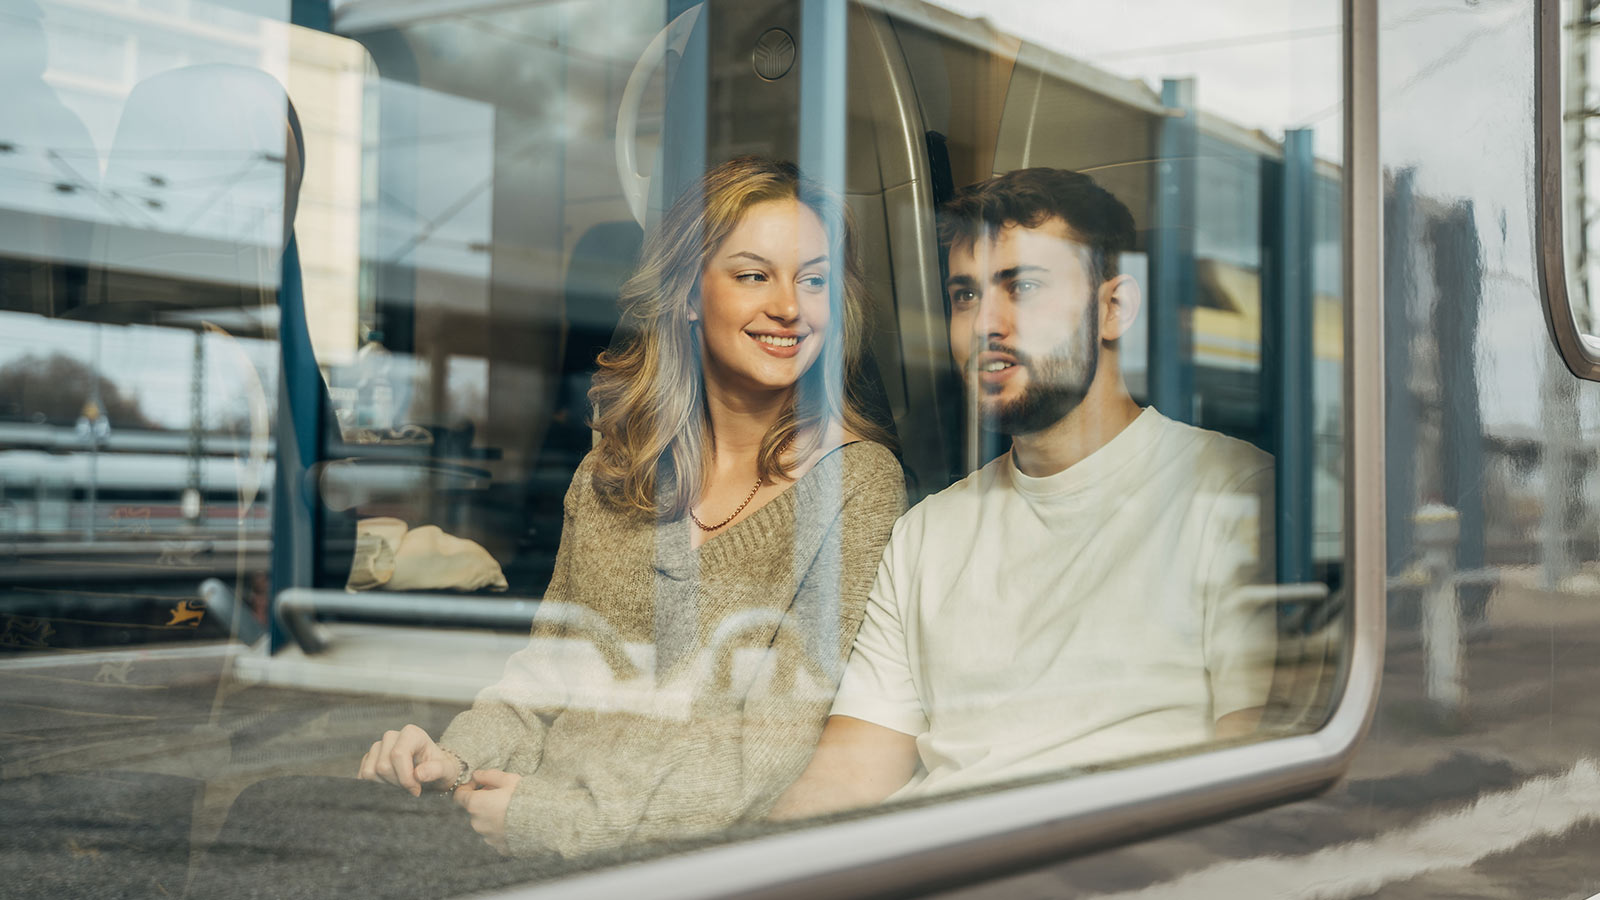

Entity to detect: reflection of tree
[0,353,161,429]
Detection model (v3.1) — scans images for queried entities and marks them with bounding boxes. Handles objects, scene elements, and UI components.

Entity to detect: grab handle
[615,3,703,225]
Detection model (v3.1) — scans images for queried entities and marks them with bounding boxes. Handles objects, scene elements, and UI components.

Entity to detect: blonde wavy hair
[588,156,895,519]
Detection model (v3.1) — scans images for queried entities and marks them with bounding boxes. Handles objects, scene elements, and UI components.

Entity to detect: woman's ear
[1098,274,1142,342]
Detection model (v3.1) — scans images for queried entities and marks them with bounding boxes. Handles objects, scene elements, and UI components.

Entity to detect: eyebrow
[944,265,1048,290]
[993,264,1049,283]
[725,251,830,268]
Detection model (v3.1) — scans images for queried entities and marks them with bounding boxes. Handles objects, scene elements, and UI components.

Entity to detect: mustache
[964,342,1032,375]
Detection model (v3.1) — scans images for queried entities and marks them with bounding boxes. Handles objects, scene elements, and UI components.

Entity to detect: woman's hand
[454,768,522,855]
[357,724,462,797]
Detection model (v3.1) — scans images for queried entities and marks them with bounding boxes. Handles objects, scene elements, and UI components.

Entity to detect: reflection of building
[1386,174,1600,577]
[0,0,365,368]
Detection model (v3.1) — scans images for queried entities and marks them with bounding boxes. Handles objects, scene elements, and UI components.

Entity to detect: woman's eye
[736,272,767,283]
[800,274,828,290]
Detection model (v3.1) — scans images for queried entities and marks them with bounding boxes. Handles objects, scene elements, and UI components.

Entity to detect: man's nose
[971,288,1009,340]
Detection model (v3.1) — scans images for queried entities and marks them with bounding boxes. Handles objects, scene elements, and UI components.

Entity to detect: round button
[752,27,796,81]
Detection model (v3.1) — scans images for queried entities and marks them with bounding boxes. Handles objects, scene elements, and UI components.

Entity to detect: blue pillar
[1267,129,1316,586]
[656,0,709,220]
[797,0,848,674]
[290,0,330,31]
[270,236,322,650]
[799,0,847,195]
[1150,78,1197,423]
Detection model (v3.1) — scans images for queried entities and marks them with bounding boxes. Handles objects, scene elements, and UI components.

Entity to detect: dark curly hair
[936,168,1137,290]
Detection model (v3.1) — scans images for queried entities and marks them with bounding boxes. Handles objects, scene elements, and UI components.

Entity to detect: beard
[975,301,1099,436]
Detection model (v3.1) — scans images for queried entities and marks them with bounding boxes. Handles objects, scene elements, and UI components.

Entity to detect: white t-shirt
[831,408,1276,800]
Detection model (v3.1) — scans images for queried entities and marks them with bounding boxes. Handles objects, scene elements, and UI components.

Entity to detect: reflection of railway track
[0,539,270,582]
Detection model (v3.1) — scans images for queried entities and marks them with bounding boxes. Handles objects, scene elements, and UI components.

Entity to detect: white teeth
[981,360,1012,372]
[754,334,799,348]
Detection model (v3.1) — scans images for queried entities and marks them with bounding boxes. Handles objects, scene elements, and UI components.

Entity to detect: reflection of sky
[925,0,1343,161]
[0,0,292,239]
[368,78,494,279]
[1376,1,1566,435]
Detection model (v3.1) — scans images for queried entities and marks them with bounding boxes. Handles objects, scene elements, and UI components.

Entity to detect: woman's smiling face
[694,198,833,401]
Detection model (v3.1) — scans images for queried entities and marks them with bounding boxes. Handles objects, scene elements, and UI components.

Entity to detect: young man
[771,168,1276,816]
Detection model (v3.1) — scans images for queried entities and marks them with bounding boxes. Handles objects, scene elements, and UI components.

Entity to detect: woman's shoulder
[835,439,907,500]
[562,448,614,512]
[836,438,900,472]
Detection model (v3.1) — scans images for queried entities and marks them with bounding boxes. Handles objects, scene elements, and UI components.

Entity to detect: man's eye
[949,290,977,308]
[1013,280,1041,296]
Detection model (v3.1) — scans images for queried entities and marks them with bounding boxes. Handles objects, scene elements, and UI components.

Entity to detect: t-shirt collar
[1005,406,1162,500]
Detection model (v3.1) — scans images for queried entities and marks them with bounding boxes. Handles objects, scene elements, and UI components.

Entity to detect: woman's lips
[748,332,806,358]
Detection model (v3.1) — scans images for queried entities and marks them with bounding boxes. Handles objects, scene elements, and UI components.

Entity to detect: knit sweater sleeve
[437,456,591,771]
[732,445,907,818]
[499,443,907,858]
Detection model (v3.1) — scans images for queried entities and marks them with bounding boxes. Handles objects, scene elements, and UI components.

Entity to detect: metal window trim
[1536,0,1600,380]
[480,2,1384,897]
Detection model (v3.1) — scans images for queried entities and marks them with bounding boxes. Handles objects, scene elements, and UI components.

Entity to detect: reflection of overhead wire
[44,148,140,227]
[457,13,630,67]
[1090,25,1340,61]
[1291,10,1521,128]
[378,128,552,265]
[177,156,278,234]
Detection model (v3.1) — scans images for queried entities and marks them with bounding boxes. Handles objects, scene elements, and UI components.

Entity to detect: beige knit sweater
[440,441,906,858]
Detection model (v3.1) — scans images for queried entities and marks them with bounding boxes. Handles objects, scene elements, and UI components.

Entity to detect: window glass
[0,0,1350,894]
[1553,0,1600,360]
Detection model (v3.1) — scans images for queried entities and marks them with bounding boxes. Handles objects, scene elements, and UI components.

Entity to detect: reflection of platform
[233,624,527,703]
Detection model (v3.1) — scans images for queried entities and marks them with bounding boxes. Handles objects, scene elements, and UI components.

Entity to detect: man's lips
[974,351,1018,374]
[970,351,1022,389]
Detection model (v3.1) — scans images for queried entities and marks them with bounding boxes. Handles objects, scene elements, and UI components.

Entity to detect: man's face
[946,217,1101,436]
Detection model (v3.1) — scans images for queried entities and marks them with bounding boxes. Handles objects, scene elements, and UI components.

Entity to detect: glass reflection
[0,0,1349,895]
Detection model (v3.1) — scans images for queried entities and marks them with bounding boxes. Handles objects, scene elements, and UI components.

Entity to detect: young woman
[348,156,905,863]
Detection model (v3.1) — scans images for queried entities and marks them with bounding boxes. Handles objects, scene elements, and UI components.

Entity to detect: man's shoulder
[892,454,1008,539]
[1147,413,1273,489]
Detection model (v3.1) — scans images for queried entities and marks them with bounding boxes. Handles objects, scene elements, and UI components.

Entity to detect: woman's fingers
[356,726,435,793]
[356,739,384,780]
[454,770,518,856]
[389,725,435,796]
[469,768,513,789]
[373,729,402,783]
[414,753,453,787]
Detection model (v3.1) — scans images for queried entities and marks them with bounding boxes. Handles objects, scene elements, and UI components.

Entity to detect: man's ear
[1098,274,1142,342]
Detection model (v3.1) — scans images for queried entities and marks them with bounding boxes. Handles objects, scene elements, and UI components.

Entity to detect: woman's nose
[767,281,800,321]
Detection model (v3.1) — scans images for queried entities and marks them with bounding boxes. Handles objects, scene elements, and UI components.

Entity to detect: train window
[1540,0,1600,379]
[0,0,1382,897]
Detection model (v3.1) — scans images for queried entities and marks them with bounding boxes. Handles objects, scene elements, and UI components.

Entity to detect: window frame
[475,0,1387,896]
[1536,0,1600,380]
